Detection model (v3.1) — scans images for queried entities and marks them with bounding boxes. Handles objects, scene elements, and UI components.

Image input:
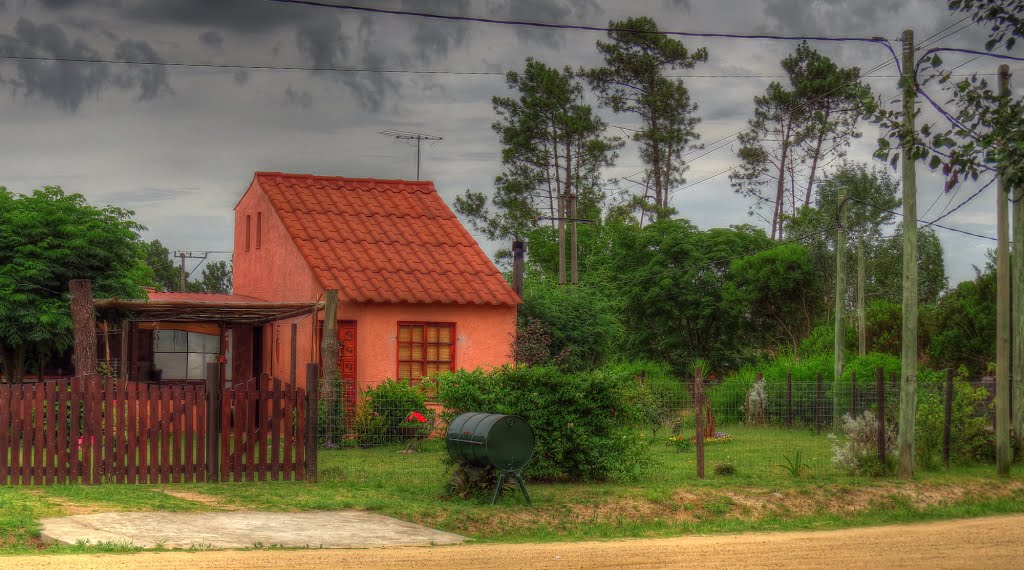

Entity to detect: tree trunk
[805,129,827,207]
[69,279,98,377]
[771,140,789,240]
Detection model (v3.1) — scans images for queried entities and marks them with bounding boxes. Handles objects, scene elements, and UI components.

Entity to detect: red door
[338,322,357,422]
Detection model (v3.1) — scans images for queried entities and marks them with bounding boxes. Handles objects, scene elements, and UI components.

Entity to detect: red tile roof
[253,172,520,306]
[146,291,264,303]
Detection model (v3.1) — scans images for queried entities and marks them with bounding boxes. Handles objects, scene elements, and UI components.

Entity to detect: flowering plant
[666,435,693,452]
[705,432,732,444]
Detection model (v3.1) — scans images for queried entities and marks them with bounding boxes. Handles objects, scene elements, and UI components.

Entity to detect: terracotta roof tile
[253,172,520,306]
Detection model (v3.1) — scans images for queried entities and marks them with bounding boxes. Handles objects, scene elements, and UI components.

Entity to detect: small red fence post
[694,366,705,480]
[206,362,221,482]
[305,363,319,482]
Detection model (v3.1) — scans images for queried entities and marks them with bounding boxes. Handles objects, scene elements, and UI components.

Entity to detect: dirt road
[9,514,1023,569]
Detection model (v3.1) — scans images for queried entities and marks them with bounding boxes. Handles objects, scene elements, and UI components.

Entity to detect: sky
[0,0,1013,286]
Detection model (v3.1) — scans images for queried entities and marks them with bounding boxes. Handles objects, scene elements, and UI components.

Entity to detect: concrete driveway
[40,511,466,549]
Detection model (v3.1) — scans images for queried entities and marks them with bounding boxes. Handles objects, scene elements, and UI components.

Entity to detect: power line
[264,0,900,56]
[845,192,996,241]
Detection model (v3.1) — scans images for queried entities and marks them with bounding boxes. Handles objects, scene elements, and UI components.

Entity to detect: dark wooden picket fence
[0,364,317,485]
[220,374,307,482]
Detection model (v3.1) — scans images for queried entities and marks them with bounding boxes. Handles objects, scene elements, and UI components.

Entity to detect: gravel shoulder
[7,514,1024,569]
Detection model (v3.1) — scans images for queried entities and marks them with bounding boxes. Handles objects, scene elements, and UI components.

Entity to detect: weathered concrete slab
[39,511,466,550]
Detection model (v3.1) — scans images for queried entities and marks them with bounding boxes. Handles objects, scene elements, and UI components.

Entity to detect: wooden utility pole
[857,237,867,356]
[320,289,339,444]
[69,279,98,377]
[570,193,579,285]
[179,251,186,291]
[558,193,567,285]
[1003,66,1024,461]
[897,29,919,479]
[834,185,848,426]
[996,64,1011,476]
[512,240,525,298]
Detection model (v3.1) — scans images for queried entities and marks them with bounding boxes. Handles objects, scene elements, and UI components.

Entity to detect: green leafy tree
[927,257,996,376]
[869,226,948,305]
[585,17,708,220]
[142,239,179,292]
[456,59,621,244]
[724,242,821,355]
[609,220,771,371]
[187,260,232,294]
[732,43,870,240]
[0,186,148,382]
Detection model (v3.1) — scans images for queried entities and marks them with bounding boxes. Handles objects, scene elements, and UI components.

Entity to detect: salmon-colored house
[230,172,519,396]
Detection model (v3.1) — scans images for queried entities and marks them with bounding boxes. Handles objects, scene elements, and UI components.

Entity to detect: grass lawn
[2,426,1024,555]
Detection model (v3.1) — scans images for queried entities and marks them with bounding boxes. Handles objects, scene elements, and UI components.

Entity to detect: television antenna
[379,129,443,181]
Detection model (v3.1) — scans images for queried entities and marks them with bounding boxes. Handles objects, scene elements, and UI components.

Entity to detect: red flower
[406,411,427,423]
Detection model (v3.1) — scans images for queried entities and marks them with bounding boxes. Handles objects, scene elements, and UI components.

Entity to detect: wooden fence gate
[0,363,318,485]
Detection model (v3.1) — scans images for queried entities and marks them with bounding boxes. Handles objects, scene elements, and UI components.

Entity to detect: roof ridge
[255,171,435,186]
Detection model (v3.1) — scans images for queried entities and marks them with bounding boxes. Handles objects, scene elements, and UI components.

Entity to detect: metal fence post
[305,363,319,482]
[877,367,886,465]
[786,372,793,427]
[815,372,823,433]
[694,367,704,480]
[851,370,858,418]
[205,362,221,483]
[944,368,954,467]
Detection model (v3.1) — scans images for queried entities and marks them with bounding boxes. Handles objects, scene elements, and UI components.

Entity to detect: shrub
[828,410,895,476]
[352,379,432,447]
[436,365,650,482]
[604,360,689,438]
[914,366,993,468]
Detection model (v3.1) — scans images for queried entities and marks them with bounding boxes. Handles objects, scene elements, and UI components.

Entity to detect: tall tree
[187,260,232,294]
[455,59,621,247]
[733,43,869,239]
[142,239,179,292]
[585,17,707,220]
[0,186,147,382]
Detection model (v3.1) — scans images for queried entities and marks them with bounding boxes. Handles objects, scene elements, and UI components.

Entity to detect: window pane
[188,332,220,353]
[154,353,187,380]
[426,363,438,375]
[154,330,188,353]
[438,347,450,362]
[398,344,411,361]
[398,363,410,379]
[411,343,423,360]
[411,326,423,342]
[410,362,423,378]
[426,344,438,361]
[398,326,411,342]
[438,326,451,343]
[427,326,438,342]
[187,353,218,380]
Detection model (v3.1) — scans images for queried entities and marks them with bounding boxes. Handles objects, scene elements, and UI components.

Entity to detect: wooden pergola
[91,295,324,385]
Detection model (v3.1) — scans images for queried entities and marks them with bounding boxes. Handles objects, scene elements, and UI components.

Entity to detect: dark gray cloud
[126,0,310,34]
[284,85,312,109]
[198,30,224,51]
[295,16,350,68]
[761,0,902,35]
[0,18,170,111]
[112,39,171,100]
[499,0,602,49]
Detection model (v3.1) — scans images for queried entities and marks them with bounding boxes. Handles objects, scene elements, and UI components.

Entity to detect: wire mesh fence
[315,367,999,480]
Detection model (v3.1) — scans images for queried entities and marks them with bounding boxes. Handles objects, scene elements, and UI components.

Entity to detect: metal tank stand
[491,470,531,506]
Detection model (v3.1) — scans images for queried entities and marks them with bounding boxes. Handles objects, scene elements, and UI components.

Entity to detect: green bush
[436,365,650,482]
[353,379,432,447]
[914,366,993,468]
[603,360,689,438]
